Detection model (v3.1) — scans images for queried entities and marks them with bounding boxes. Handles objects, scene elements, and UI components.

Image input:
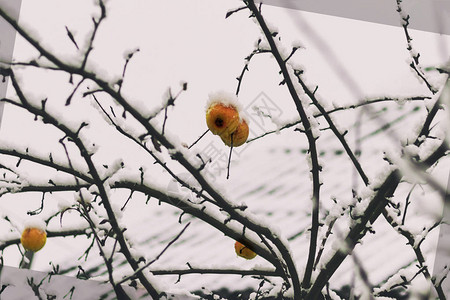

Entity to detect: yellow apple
[21,227,47,252]
[220,120,249,147]
[234,241,257,260]
[206,103,240,136]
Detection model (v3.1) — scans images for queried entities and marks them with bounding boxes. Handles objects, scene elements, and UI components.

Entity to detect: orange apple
[220,119,249,147]
[206,103,240,136]
[234,241,257,260]
[21,227,47,252]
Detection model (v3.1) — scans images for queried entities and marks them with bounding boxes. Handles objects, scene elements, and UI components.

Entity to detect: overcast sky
[0,1,449,296]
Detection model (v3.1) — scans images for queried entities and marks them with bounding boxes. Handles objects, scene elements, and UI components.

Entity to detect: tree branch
[244,0,318,294]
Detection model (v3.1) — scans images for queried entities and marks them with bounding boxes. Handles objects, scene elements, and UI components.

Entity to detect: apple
[220,119,249,147]
[21,227,47,252]
[234,241,257,259]
[206,103,240,136]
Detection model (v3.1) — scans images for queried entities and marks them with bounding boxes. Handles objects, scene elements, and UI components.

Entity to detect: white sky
[8,0,450,144]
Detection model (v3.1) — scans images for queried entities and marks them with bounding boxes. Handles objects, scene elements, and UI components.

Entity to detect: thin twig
[188,129,209,149]
[65,26,79,50]
[115,222,191,286]
[118,48,139,95]
[396,0,437,94]
[80,0,106,70]
[402,185,416,225]
[235,47,271,96]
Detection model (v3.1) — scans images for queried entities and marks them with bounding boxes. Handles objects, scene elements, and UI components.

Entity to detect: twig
[26,277,44,300]
[65,26,79,50]
[235,46,271,96]
[116,222,191,286]
[396,0,437,94]
[80,0,106,70]
[375,265,427,297]
[402,185,416,225]
[27,192,46,216]
[118,48,140,95]
[65,78,85,106]
[225,6,247,19]
[313,219,335,270]
[146,85,186,120]
[188,129,209,149]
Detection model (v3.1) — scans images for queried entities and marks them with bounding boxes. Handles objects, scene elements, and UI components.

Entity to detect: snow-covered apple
[220,119,249,147]
[206,103,240,136]
[21,227,47,252]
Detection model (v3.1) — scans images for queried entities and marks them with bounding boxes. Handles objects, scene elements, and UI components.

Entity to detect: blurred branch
[246,96,430,143]
[313,219,335,270]
[414,94,445,147]
[375,265,426,297]
[382,209,445,299]
[26,277,45,300]
[307,139,447,299]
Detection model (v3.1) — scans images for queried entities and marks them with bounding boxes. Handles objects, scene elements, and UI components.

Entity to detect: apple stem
[226,133,234,179]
